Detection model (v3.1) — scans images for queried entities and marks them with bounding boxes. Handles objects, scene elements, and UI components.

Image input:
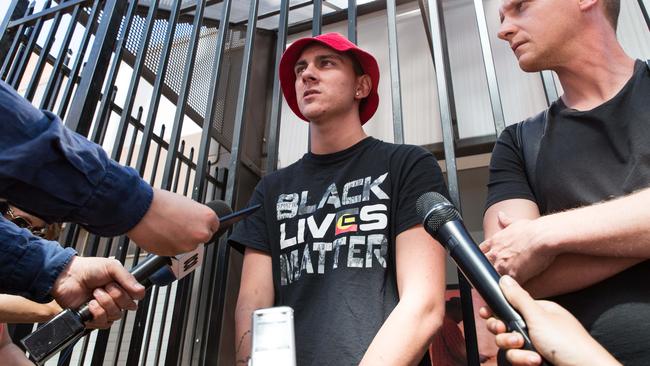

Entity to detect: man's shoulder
[370,139,433,159]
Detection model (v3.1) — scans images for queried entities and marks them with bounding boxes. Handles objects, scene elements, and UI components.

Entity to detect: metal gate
[1,0,649,365]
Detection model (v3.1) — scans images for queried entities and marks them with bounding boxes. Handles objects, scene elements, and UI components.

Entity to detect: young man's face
[293,44,362,123]
[497,0,578,72]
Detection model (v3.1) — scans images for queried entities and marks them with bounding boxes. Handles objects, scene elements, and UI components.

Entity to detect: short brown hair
[601,0,620,29]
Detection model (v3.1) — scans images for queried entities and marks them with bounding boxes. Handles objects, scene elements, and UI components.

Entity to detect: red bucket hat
[279,32,380,125]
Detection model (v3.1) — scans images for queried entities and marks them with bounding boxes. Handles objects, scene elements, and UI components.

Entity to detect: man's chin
[517,57,544,73]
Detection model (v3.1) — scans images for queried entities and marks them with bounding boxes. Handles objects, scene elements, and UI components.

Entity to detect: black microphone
[416,192,548,364]
[21,200,260,365]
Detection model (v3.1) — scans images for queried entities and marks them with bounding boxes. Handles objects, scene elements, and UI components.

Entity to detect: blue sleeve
[0,216,76,302]
[0,80,153,236]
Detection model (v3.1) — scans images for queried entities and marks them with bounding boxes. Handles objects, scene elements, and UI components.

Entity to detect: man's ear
[355,74,372,100]
[578,0,598,11]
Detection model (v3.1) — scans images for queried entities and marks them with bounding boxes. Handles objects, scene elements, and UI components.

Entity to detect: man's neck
[554,33,635,111]
[309,114,368,155]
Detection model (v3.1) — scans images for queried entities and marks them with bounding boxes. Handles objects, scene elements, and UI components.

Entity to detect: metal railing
[1,0,649,365]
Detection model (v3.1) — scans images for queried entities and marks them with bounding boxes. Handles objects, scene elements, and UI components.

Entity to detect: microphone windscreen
[206,200,233,218]
[416,192,461,232]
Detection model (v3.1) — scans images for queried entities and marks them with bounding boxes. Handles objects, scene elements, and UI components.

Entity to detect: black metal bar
[24,1,65,101]
[416,0,435,63]
[5,25,32,86]
[63,0,128,136]
[1,2,34,81]
[55,0,101,120]
[93,85,117,144]
[186,2,235,353]
[0,0,27,59]
[386,0,405,144]
[153,285,173,366]
[425,1,480,365]
[637,0,650,31]
[347,0,357,43]
[540,70,559,106]
[7,0,89,29]
[140,283,161,366]
[206,2,260,365]
[9,0,51,89]
[39,4,80,110]
[108,0,160,162]
[125,109,143,166]
[312,0,322,36]
[160,0,208,189]
[265,0,289,174]
[472,0,506,136]
[91,0,140,144]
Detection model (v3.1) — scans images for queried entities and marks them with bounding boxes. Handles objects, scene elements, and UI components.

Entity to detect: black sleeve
[485,124,536,211]
[228,180,271,254]
[395,147,449,235]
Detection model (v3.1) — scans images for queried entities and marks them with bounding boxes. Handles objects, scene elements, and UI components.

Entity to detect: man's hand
[480,212,555,282]
[50,256,145,329]
[479,276,621,366]
[127,188,220,256]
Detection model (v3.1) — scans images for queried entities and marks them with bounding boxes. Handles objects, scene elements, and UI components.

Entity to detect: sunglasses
[6,207,48,238]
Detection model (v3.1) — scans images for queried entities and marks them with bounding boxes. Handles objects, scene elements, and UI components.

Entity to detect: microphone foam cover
[416,192,461,232]
[206,200,233,217]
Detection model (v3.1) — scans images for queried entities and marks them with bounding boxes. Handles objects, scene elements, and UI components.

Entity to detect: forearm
[360,298,443,365]
[234,300,263,365]
[524,254,643,298]
[0,295,61,323]
[541,188,650,258]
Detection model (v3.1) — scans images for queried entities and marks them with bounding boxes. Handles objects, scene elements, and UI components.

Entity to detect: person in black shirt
[230,33,448,365]
[481,0,650,364]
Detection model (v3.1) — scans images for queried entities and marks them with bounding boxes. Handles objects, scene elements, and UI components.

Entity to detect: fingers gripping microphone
[416,192,548,365]
[21,200,260,365]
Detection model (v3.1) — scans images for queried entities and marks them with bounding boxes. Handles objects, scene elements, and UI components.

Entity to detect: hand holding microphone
[416,192,549,365]
[22,200,261,365]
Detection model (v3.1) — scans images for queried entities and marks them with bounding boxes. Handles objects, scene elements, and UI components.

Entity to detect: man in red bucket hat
[230,32,449,365]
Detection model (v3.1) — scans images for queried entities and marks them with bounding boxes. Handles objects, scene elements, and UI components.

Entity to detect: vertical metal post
[265,0,289,174]
[386,0,405,144]
[24,1,65,101]
[110,0,161,160]
[64,0,127,136]
[638,0,650,31]
[9,0,50,89]
[189,0,234,363]
[1,2,34,80]
[39,4,81,110]
[0,0,27,59]
[347,0,357,44]
[472,0,506,136]
[55,0,101,120]
[312,0,322,36]
[426,1,480,365]
[145,1,206,362]
[209,0,260,364]
[90,0,140,143]
[540,70,559,106]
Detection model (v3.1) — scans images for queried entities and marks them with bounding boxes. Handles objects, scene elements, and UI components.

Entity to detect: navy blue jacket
[0,80,153,303]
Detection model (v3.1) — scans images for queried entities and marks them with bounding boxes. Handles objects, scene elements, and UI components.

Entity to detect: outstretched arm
[480,276,621,366]
[360,225,446,365]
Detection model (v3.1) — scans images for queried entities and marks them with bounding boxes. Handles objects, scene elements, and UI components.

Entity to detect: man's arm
[360,225,446,365]
[0,295,61,323]
[234,248,274,365]
[0,325,34,366]
[482,199,643,297]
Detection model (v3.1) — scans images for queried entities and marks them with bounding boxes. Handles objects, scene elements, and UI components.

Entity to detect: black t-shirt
[486,60,650,365]
[230,137,448,366]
